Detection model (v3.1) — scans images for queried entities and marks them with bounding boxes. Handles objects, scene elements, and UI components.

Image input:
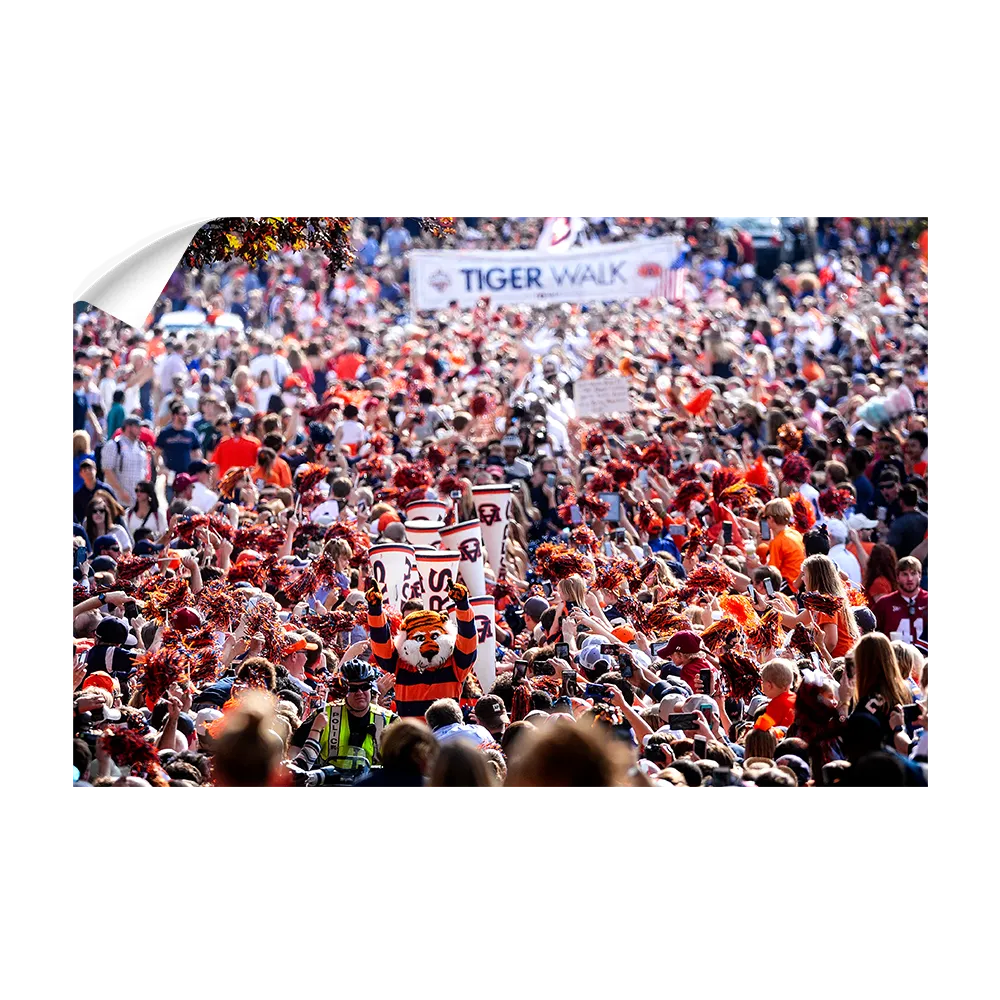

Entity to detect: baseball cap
[826,519,848,544]
[188,459,214,475]
[282,632,319,654]
[612,625,637,643]
[576,646,610,672]
[171,607,204,632]
[501,433,521,449]
[123,415,141,427]
[853,607,877,634]
[133,539,165,556]
[658,693,688,722]
[663,630,702,656]
[90,555,118,573]
[95,617,129,645]
[522,596,549,621]
[508,458,533,479]
[93,534,122,555]
[847,512,878,530]
[195,708,223,736]
[474,695,510,729]
[173,473,196,494]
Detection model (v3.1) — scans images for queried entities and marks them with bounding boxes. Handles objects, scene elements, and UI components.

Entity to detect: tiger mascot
[366,577,478,719]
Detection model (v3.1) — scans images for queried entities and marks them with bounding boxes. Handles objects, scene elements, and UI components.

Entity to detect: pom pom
[781,452,812,485]
[511,682,533,723]
[577,494,610,520]
[818,486,854,518]
[196,581,244,631]
[593,557,626,593]
[669,480,707,513]
[801,591,842,616]
[680,525,704,559]
[717,649,761,701]
[606,460,636,486]
[777,423,804,455]
[684,388,714,416]
[846,585,868,608]
[421,217,457,237]
[700,616,744,653]
[99,728,167,784]
[645,601,690,636]
[570,525,599,552]
[134,647,191,708]
[295,462,331,495]
[684,563,735,594]
[788,622,817,654]
[534,543,595,582]
[584,471,615,494]
[391,461,433,492]
[469,393,493,418]
[711,467,743,504]
[112,552,159,584]
[426,445,447,470]
[217,465,251,499]
[635,501,663,537]
[745,457,770,487]
[746,608,784,653]
[718,480,757,513]
[581,427,606,453]
[789,493,816,534]
[717,593,762,630]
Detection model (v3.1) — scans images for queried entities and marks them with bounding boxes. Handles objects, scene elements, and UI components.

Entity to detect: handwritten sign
[574,375,633,417]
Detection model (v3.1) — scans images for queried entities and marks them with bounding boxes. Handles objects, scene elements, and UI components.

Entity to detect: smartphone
[585,683,608,701]
[711,767,732,787]
[876,506,887,520]
[668,524,686,536]
[123,600,139,620]
[603,540,614,558]
[599,492,622,523]
[570,505,583,524]
[700,668,713,694]
[763,578,775,598]
[760,520,771,540]
[693,735,708,758]
[599,644,618,657]
[560,668,577,698]
[638,469,649,488]
[902,703,921,734]
[614,528,626,542]
[542,581,553,598]
[513,659,528,682]
[584,473,594,484]
[619,657,634,680]
[546,473,557,488]
[555,642,570,660]
[722,522,733,545]
[667,713,699,730]
[651,640,671,659]
[746,585,757,602]
[450,490,462,500]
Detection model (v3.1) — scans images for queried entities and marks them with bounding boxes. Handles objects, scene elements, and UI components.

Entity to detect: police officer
[287,659,397,785]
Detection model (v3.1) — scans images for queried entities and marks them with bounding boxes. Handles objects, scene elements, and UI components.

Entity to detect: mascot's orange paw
[366,584,383,605]
[447,581,468,602]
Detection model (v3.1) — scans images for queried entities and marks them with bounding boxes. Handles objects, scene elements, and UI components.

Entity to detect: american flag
[664,258,688,303]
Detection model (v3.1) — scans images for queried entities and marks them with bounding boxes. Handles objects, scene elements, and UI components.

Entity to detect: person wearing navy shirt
[155,402,202,478]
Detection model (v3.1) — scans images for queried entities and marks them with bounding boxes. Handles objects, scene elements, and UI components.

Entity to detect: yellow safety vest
[317,702,396,768]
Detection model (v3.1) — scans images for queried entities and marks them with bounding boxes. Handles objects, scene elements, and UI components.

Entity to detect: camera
[555,642,570,660]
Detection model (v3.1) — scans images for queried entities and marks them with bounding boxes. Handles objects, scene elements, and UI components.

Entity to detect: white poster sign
[409,236,683,311]
[573,375,633,417]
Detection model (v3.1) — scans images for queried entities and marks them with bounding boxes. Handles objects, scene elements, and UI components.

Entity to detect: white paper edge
[75,218,212,329]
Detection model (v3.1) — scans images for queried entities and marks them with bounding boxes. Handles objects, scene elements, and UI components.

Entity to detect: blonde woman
[558,573,611,629]
[773,553,859,659]
[891,640,924,696]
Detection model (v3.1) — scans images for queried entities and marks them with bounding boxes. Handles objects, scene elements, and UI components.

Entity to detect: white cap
[195,708,223,736]
[847,512,878,530]
[826,519,849,544]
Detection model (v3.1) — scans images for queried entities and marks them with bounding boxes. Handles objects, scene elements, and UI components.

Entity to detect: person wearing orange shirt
[757,659,797,728]
[762,498,805,593]
[210,417,261,475]
[251,447,292,490]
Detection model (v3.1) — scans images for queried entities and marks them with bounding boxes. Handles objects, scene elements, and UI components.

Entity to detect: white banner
[469,596,497,695]
[573,375,634,417]
[409,236,683,311]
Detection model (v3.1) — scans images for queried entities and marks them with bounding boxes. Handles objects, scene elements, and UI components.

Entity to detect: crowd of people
[71,217,929,787]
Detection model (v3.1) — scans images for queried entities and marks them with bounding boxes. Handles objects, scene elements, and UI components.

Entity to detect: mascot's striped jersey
[366,579,478,719]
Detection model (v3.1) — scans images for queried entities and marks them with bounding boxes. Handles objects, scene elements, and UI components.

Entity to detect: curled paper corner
[75,219,211,329]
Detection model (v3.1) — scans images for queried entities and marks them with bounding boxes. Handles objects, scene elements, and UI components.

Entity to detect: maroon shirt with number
[873,589,928,652]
